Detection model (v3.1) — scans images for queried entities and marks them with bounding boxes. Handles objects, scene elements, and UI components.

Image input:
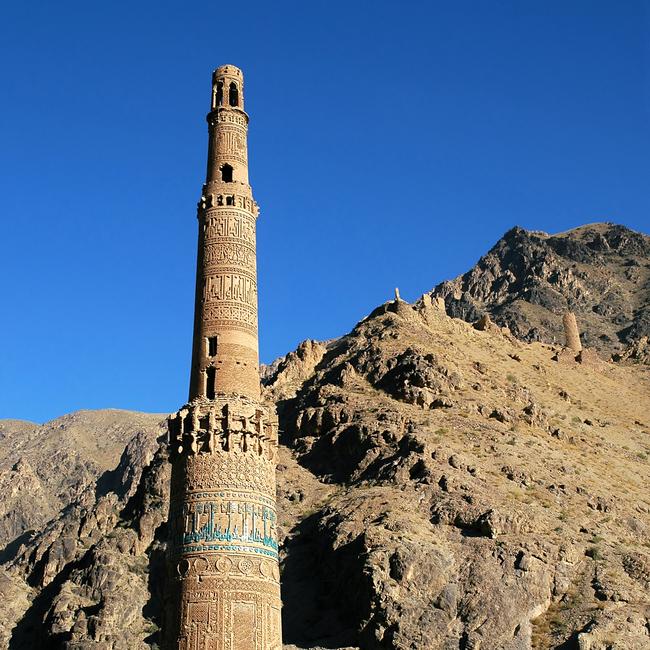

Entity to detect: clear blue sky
[1,1,648,423]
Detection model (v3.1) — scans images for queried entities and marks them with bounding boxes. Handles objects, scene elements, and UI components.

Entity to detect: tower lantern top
[211,64,244,110]
[213,64,243,78]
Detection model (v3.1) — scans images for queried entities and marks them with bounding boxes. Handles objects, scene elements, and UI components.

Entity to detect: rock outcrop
[273,300,650,649]
[430,223,650,360]
[0,410,164,549]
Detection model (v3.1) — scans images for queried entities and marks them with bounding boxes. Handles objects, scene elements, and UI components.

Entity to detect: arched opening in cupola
[229,82,239,107]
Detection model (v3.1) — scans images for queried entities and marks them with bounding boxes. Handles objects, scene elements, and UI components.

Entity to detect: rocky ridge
[0,223,649,649]
[0,410,164,551]
[0,294,648,648]
[430,223,650,359]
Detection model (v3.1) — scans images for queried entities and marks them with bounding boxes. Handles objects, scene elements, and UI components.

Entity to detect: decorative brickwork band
[165,65,282,650]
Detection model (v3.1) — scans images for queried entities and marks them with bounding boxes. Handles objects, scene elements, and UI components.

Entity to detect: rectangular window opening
[207,336,219,357]
[206,367,216,400]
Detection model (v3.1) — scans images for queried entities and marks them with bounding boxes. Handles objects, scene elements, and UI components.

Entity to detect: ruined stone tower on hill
[165,65,282,650]
[563,312,582,352]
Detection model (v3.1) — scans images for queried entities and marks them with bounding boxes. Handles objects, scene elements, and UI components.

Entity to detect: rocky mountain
[430,223,650,358]
[0,410,165,551]
[0,222,649,649]
[1,293,649,649]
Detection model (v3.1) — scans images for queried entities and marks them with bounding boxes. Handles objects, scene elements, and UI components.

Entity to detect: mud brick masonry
[563,312,582,353]
[165,65,282,650]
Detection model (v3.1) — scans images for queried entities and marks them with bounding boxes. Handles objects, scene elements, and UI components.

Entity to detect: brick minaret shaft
[189,65,260,403]
[166,65,282,650]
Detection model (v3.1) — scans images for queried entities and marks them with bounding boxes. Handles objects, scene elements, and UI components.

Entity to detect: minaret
[166,65,282,650]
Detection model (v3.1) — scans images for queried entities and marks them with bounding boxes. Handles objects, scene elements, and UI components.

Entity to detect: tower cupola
[205,65,250,187]
[211,65,244,110]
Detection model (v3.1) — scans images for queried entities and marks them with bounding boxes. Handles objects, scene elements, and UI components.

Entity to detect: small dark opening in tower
[207,336,218,357]
[216,81,224,106]
[221,164,233,183]
[226,195,234,206]
[206,367,216,399]
[229,82,239,107]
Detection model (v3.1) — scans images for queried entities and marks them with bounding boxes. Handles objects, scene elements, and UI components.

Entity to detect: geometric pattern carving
[202,303,258,334]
